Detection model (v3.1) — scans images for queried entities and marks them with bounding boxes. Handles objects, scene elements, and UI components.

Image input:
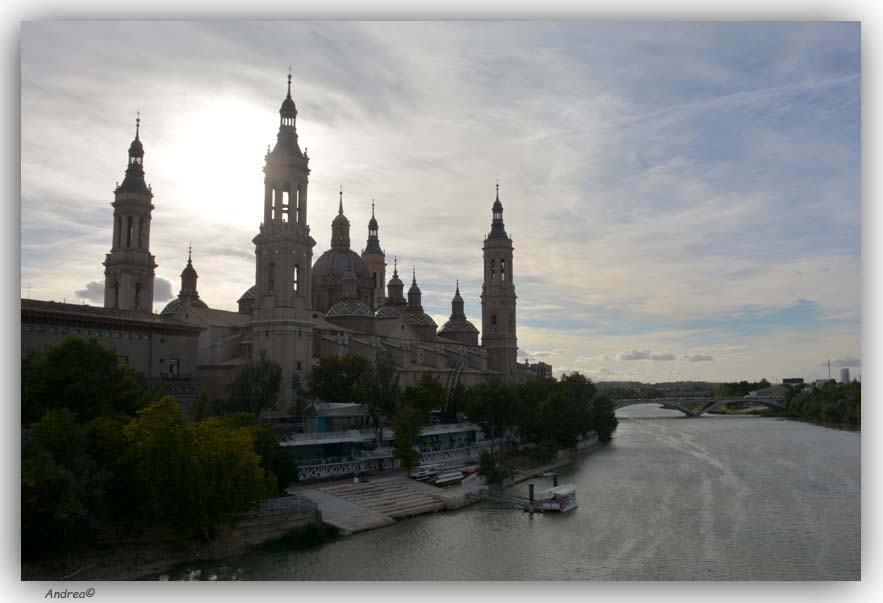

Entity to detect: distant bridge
[613,397,786,418]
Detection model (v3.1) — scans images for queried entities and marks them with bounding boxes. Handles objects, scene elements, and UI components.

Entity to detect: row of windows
[23,324,149,340]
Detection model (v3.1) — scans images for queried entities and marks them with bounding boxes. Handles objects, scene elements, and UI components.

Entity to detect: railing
[280,422,483,446]
[295,439,505,482]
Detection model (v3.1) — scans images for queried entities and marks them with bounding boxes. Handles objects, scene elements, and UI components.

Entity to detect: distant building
[783,377,804,386]
[840,368,850,384]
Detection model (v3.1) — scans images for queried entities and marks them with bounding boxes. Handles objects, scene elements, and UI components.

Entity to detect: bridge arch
[695,398,786,417]
[613,399,698,417]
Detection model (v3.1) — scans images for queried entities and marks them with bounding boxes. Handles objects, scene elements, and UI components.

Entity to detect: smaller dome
[368,215,378,230]
[492,198,503,212]
[403,311,437,327]
[388,271,403,288]
[408,281,421,296]
[375,303,406,319]
[160,298,183,316]
[326,298,372,318]
[161,296,208,316]
[238,285,257,302]
[439,317,479,334]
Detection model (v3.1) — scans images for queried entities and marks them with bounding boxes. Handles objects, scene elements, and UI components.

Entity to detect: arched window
[296,186,301,223]
[491,314,497,334]
[113,281,120,308]
[134,283,142,310]
[126,216,133,247]
[138,218,144,248]
[116,218,122,247]
[491,259,496,283]
[501,258,506,282]
[293,264,300,293]
[268,262,276,293]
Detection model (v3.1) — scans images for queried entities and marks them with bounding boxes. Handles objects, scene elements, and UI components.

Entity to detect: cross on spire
[496,178,499,200]
[412,266,417,285]
[338,185,344,214]
[135,111,141,140]
[371,199,375,217]
[188,241,192,263]
[393,256,398,277]
[287,66,292,97]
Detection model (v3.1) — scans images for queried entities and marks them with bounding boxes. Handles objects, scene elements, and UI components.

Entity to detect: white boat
[410,468,438,481]
[433,471,465,486]
[540,484,577,512]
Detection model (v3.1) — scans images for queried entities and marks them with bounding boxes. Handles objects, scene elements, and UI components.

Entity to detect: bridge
[613,397,786,418]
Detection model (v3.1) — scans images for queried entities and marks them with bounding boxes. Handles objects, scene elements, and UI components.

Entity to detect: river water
[176,407,861,580]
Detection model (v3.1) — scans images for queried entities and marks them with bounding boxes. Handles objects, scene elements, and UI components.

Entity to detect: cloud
[823,357,861,368]
[518,348,562,359]
[681,353,714,362]
[74,280,104,303]
[617,350,676,361]
[154,277,174,302]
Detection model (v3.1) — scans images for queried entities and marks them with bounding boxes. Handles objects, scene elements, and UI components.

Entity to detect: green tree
[22,336,154,424]
[191,389,211,422]
[391,373,446,469]
[354,351,400,447]
[21,442,89,560]
[464,384,522,456]
[224,351,282,417]
[124,397,275,540]
[308,354,369,402]
[591,394,619,442]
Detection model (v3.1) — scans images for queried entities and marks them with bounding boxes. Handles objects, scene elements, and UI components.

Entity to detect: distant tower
[481,182,517,380]
[840,368,850,384]
[361,200,386,311]
[251,72,316,413]
[439,281,480,346]
[103,115,157,312]
[160,245,209,316]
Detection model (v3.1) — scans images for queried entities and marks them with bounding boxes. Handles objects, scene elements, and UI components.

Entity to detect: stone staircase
[318,477,445,519]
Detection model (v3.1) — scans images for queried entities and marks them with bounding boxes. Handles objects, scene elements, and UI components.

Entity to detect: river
[168,406,861,580]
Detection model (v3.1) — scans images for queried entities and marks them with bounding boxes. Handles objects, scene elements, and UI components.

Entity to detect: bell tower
[480,182,518,380]
[103,115,157,312]
[251,72,316,414]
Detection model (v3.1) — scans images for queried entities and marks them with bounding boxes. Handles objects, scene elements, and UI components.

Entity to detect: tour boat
[411,468,438,481]
[540,484,577,512]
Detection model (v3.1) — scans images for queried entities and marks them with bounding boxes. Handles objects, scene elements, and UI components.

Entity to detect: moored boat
[540,484,577,512]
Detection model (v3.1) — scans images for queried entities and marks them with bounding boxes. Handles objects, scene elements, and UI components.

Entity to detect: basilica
[21,75,552,414]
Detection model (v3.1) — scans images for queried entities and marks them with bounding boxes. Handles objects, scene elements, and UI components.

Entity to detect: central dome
[312,248,371,281]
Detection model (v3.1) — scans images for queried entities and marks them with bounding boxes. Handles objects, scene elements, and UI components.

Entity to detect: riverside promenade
[290,473,466,535]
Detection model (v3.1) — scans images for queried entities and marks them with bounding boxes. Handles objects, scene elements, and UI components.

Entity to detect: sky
[20,21,861,383]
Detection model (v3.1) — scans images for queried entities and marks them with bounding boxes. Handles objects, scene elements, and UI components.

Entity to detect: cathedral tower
[361,200,386,311]
[103,116,157,312]
[251,73,316,413]
[480,183,518,380]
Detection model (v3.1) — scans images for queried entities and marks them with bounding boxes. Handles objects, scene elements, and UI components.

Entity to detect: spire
[120,114,148,193]
[451,281,465,318]
[187,241,192,265]
[279,70,298,125]
[331,185,351,250]
[407,266,422,309]
[287,66,292,99]
[488,181,508,240]
[393,256,398,278]
[365,198,382,254]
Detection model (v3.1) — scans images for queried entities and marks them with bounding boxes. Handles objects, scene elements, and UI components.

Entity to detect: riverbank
[705,406,861,432]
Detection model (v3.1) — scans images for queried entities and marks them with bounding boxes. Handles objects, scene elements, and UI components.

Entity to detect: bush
[260,523,339,552]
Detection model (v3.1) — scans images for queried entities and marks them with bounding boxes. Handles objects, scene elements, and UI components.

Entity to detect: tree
[591,394,619,442]
[21,442,89,560]
[464,384,521,456]
[124,397,275,540]
[391,373,446,469]
[22,336,154,424]
[224,351,282,417]
[353,351,400,446]
[191,389,211,422]
[308,354,369,403]
[218,412,299,493]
